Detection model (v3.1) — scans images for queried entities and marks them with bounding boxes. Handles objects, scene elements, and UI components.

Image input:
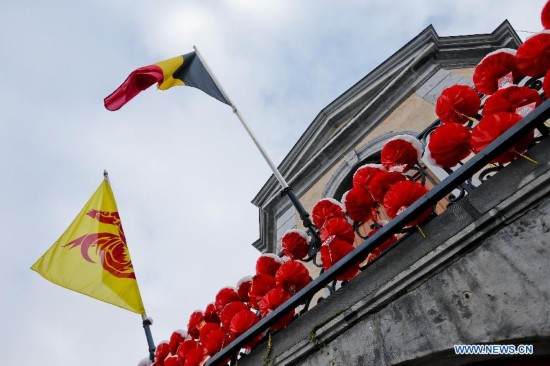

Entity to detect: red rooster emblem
[63,210,136,279]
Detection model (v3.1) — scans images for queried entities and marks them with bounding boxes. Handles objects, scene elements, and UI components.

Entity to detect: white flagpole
[193,45,289,190]
[193,46,322,255]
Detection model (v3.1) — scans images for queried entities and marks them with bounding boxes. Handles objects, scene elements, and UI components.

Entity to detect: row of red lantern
[150,255,312,366]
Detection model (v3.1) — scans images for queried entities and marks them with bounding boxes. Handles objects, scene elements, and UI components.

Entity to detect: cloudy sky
[0,0,545,364]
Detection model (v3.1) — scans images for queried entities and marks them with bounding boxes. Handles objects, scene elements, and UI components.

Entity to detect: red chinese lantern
[473,48,519,95]
[220,301,249,331]
[183,344,207,366]
[311,198,346,228]
[199,323,228,356]
[516,31,550,77]
[383,181,430,227]
[342,186,375,223]
[214,287,240,315]
[248,274,276,309]
[320,216,355,243]
[255,253,283,276]
[176,339,199,363]
[471,112,534,164]
[368,171,406,202]
[236,276,253,303]
[435,85,481,124]
[155,342,170,364]
[275,260,311,295]
[543,0,550,29]
[168,330,188,355]
[204,302,220,324]
[229,309,260,339]
[281,229,310,260]
[258,287,295,330]
[381,135,423,172]
[482,86,541,116]
[187,310,205,340]
[425,123,471,168]
[320,235,359,281]
[352,163,386,190]
[163,355,180,366]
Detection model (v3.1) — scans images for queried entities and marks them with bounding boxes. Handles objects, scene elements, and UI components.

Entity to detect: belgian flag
[104,51,230,111]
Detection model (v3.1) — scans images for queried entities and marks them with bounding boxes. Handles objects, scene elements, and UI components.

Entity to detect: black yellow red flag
[104,51,230,111]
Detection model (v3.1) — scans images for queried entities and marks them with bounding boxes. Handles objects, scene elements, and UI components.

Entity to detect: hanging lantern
[154,341,170,364]
[255,253,284,276]
[342,186,376,223]
[176,339,199,364]
[482,85,541,116]
[543,0,550,29]
[368,171,407,202]
[258,287,295,330]
[183,344,207,366]
[281,229,310,260]
[311,198,346,228]
[473,48,519,94]
[214,287,240,314]
[187,310,205,339]
[163,355,180,366]
[424,123,472,168]
[199,323,229,356]
[383,181,431,227]
[275,260,311,295]
[248,274,276,309]
[220,301,249,331]
[471,112,534,164]
[229,309,260,339]
[516,31,550,77]
[436,84,481,124]
[320,235,359,281]
[381,135,423,172]
[169,330,188,355]
[352,163,386,190]
[320,216,355,243]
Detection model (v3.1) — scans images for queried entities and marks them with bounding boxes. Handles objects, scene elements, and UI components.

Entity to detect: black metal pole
[142,315,156,362]
[281,187,322,256]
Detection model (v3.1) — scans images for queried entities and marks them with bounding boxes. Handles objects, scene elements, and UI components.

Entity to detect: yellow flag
[31,179,145,315]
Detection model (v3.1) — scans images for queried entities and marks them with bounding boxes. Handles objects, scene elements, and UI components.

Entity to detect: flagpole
[104,170,156,362]
[193,46,321,255]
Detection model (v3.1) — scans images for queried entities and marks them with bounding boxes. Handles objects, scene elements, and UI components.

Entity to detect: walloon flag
[104,51,230,111]
[31,177,145,314]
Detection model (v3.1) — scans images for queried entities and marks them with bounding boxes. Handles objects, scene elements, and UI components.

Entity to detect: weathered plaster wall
[294,67,472,230]
[294,92,435,230]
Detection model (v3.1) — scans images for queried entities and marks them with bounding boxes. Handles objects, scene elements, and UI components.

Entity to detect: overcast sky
[0,0,545,364]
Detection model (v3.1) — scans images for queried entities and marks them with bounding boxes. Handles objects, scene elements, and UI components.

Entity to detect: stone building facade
[241,22,550,365]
